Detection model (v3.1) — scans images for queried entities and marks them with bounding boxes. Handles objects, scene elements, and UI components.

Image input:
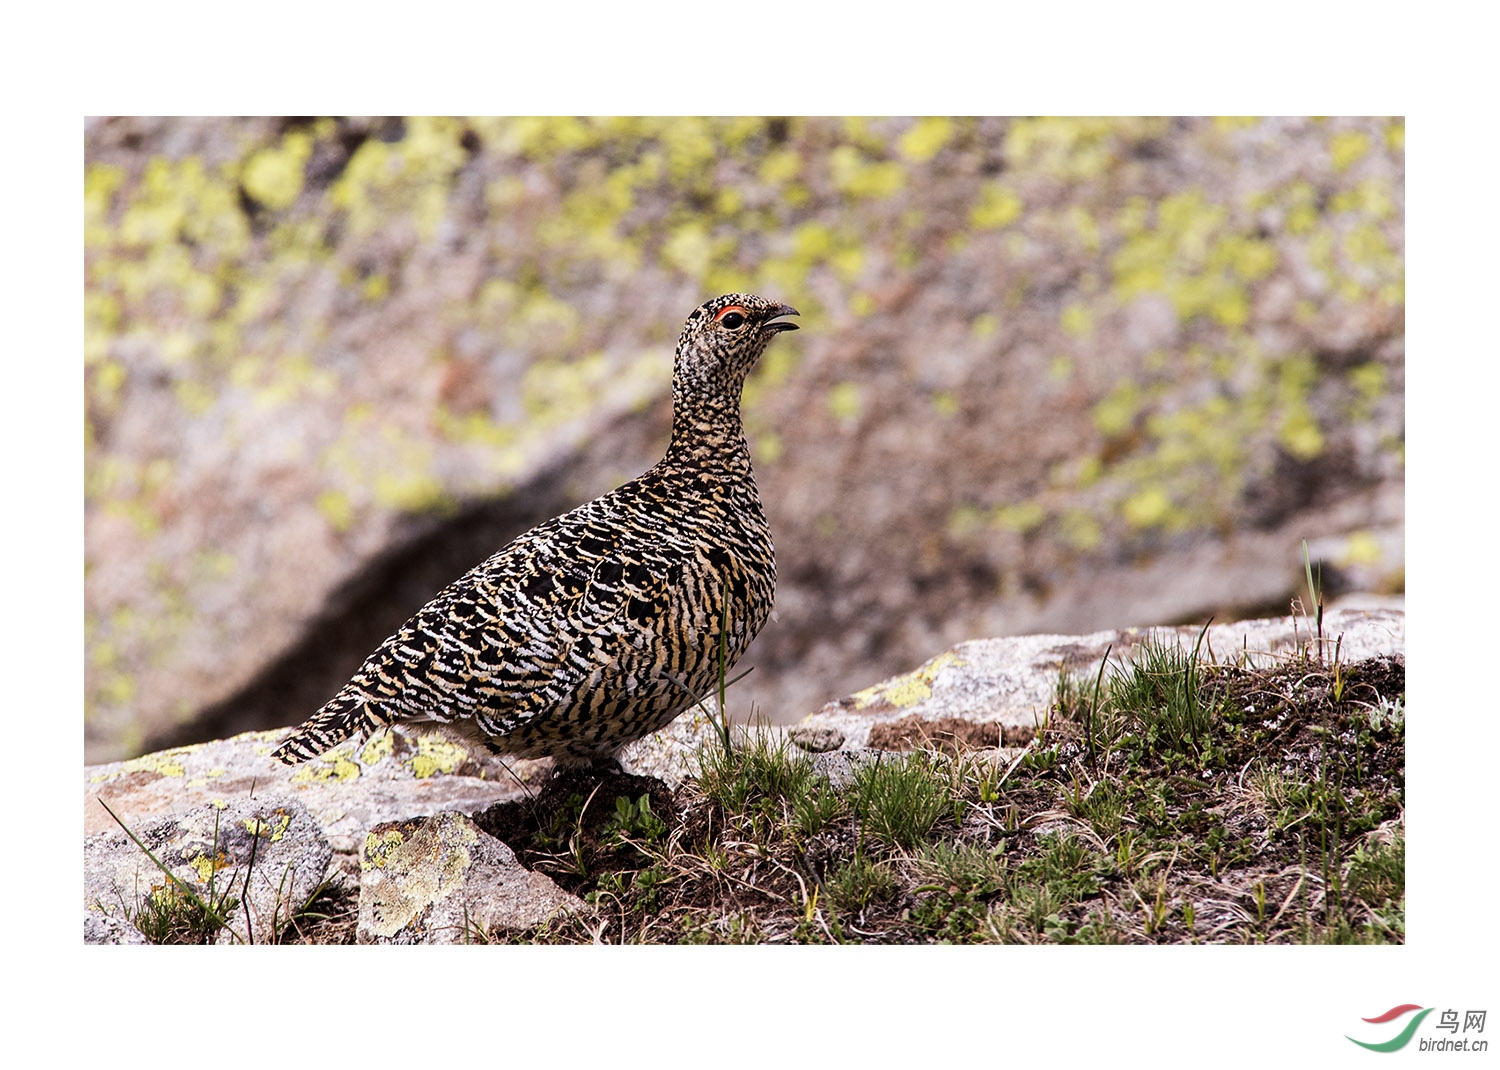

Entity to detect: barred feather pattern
[271,293,796,766]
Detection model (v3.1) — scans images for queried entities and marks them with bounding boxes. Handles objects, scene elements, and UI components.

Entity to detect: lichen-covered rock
[357,811,585,944]
[799,605,1404,749]
[85,118,1405,765]
[84,795,331,944]
[84,725,544,858]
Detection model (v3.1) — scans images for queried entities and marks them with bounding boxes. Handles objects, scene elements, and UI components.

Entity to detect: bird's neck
[664,378,753,477]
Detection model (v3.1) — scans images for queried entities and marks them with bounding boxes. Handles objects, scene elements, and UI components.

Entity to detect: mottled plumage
[272,293,797,767]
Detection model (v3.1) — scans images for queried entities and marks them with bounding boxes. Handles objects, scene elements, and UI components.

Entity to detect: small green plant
[630,865,670,914]
[1331,635,1346,702]
[1074,644,1114,769]
[1302,538,1326,661]
[1114,828,1146,878]
[697,725,815,820]
[1106,623,1216,757]
[1247,761,1318,834]
[912,840,1006,897]
[602,794,668,850]
[1364,694,1404,733]
[125,877,237,945]
[825,853,896,914]
[552,783,606,879]
[1011,881,1062,934]
[791,778,842,837]
[964,750,1005,804]
[1133,865,1173,936]
[1066,776,1126,840]
[851,751,952,850]
[1033,832,1102,897]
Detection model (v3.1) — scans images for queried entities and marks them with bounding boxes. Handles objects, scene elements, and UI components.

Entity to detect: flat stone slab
[84,726,548,864]
[799,607,1405,750]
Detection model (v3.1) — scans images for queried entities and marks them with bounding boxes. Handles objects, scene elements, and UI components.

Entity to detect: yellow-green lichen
[995,501,1046,534]
[1059,301,1094,338]
[362,827,408,871]
[946,504,985,540]
[244,809,292,842]
[290,748,361,783]
[898,117,954,163]
[185,850,232,883]
[360,729,395,766]
[410,736,469,778]
[1329,130,1371,173]
[361,815,480,938]
[317,489,356,533]
[1093,381,1144,437]
[1338,531,1384,568]
[827,382,864,422]
[971,183,1024,230]
[662,222,717,280]
[1273,355,1325,460]
[852,651,966,711]
[330,116,470,241]
[1347,362,1387,421]
[242,129,313,211]
[1060,509,1104,552]
[1122,486,1173,529]
[1110,188,1273,327]
[752,430,784,465]
[1005,117,1167,181]
[828,145,905,199]
[109,749,192,779]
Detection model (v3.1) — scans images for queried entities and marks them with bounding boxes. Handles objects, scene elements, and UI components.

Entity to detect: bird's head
[675,292,799,389]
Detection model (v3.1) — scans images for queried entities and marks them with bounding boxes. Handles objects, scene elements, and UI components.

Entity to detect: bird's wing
[310,505,685,740]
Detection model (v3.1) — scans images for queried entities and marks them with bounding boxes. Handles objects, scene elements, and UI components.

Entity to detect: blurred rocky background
[84,116,1404,764]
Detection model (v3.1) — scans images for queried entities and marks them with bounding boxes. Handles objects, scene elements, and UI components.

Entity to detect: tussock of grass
[850,751,953,850]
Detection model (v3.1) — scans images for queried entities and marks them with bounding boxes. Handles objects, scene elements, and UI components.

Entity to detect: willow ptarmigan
[271,293,797,769]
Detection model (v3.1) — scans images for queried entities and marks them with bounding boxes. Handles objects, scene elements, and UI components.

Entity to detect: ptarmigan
[271,293,796,769]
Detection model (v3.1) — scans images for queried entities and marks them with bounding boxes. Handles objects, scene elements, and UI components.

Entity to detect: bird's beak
[763,303,800,333]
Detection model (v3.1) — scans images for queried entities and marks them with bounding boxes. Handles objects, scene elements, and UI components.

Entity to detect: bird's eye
[716,308,747,330]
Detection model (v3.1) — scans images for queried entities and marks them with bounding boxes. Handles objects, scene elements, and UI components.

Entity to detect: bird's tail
[270,694,392,765]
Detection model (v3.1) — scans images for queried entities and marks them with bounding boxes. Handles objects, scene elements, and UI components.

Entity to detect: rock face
[83,726,543,863]
[357,812,586,944]
[85,117,1404,764]
[84,795,332,945]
